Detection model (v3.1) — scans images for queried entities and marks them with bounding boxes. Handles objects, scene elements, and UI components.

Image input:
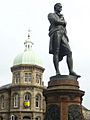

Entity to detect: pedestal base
[44,75,85,120]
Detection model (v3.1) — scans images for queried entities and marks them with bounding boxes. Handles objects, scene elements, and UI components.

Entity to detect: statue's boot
[56,71,61,76]
[69,71,81,78]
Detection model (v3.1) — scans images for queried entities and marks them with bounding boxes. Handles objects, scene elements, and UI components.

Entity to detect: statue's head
[54,3,62,13]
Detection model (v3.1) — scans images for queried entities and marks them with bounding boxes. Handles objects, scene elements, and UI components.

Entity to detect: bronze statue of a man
[48,3,80,77]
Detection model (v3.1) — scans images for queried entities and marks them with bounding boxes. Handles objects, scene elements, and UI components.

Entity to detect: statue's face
[54,4,62,13]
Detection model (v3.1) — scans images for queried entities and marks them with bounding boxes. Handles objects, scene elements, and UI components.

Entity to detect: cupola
[13,30,43,68]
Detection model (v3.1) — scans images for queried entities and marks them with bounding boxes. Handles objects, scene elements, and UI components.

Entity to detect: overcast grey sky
[0,0,90,109]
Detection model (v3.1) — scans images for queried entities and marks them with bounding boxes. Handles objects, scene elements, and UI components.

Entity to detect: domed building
[0,32,45,120]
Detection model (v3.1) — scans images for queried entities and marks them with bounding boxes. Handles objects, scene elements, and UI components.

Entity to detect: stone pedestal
[44,75,85,120]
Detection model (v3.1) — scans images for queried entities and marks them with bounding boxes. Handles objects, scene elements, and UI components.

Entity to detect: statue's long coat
[48,13,71,61]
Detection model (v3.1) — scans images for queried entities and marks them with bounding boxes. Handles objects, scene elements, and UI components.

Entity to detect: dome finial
[28,29,30,39]
[24,29,33,51]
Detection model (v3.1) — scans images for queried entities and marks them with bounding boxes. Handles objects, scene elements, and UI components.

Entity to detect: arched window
[1,95,4,109]
[11,115,17,120]
[35,94,41,108]
[24,93,31,108]
[23,116,31,120]
[35,117,41,120]
[13,94,19,108]
[0,116,3,120]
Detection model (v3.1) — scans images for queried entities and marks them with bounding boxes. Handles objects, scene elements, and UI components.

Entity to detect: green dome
[13,49,43,67]
[13,36,43,67]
